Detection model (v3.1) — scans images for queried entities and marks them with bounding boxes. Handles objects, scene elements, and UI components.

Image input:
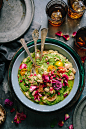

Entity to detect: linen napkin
[0,21,41,83]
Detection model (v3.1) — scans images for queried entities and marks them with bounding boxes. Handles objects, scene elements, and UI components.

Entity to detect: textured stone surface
[0,0,86,129]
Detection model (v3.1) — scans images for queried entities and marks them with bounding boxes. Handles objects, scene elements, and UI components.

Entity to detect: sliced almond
[47,94,57,102]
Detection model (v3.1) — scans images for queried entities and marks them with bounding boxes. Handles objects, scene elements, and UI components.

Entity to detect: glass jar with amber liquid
[68,0,86,19]
[46,0,68,26]
[75,27,86,49]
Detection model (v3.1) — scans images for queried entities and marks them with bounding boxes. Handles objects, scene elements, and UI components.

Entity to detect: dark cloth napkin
[0,21,41,83]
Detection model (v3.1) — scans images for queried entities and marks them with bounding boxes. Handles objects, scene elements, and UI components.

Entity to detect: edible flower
[20,69,27,76]
[50,76,53,80]
[29,86,37,92]
[58,120,64,127]
[58,66,66,74]
[48,73,51,76]
[55,61,63,67]
[38,85,44,92]
[50,87,53,91]
[62,74,68,81]
[19,63,27,69]
[64,93,68,98]
[52,80,62,90]
[51,71,54,75]
[55,31,63,37]
[14,112,26,124]
[43,71,48,75]
[69,124,74,129]
[42,74,50,83]
[63,34,70,40]
[52,79,56,83]
[72,32,77,37]
[42,83,47,88]
[81,56,86,63]
[65,114,70,121]
[62,74,68,86]
[47,65,56,72]
[63,79,68,86]
[4,99,13,107]
[34,90,42,101]
[10,108,15,113]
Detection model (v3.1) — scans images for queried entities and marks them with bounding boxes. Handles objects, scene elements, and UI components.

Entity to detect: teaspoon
[32,29,39,64]
[20,38,35,66]
[40,28,48,60]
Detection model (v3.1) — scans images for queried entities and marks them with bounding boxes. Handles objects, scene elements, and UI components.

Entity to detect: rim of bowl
[11,42,80,112]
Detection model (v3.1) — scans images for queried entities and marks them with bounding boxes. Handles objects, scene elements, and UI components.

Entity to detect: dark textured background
[0,0,86,128]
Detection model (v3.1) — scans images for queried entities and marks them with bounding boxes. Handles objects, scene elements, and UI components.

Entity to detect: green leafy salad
[18,50,76,105]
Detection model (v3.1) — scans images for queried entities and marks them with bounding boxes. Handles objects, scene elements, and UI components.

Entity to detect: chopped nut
[37,80,43,83]
[32,91,36,96]
[44,88,49,92]
[25,92,31,99]
[72,68,76,74]
[43,96,47,100]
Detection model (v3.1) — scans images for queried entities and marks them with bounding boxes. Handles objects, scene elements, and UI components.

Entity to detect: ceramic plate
[0,0,34,43]
[73,96,86,129]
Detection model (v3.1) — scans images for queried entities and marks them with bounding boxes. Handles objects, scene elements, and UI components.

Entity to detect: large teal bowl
[8,38,84,112]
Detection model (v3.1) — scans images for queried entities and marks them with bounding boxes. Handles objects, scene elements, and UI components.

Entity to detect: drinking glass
[75,26,86,50]
[68,0,86,19]
[46,0,68,26]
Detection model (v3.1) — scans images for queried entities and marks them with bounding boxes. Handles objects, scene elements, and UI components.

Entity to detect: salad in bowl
[18,49,76,106]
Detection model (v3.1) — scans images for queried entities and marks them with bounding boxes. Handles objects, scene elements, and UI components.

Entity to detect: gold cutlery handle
[20,38,35,65]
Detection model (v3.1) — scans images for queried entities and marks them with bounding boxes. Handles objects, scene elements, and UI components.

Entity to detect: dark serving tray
[73,96,86,129]
[0,0,34,43]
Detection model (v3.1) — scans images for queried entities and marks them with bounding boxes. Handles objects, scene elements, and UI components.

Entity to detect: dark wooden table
[0,0,86,129]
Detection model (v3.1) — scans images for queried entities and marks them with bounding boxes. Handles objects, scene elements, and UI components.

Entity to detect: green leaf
[67,70,72,76]
[20,83,29,92]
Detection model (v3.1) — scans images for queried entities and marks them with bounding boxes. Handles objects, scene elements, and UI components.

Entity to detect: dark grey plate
[73,96,86,129]
[11,42,79,112]
[0,0,34,43]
